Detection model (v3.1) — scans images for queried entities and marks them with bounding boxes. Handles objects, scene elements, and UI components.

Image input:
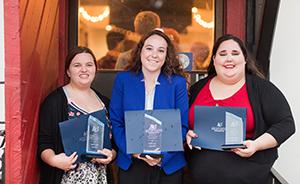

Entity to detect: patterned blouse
[61,88,108,184]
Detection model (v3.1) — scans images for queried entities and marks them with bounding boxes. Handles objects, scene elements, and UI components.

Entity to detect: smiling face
[213,39,246,84]
[140,34,168,75]
[67,53,96,88]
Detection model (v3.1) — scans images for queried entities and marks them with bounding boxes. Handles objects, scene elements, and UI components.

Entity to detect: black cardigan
[189,74,295,164]
[37,87,110,184]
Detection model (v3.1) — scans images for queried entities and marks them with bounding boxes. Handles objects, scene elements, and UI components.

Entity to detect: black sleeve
[37,88,66,158]
[260,81,296,145]
[37,94,58,157]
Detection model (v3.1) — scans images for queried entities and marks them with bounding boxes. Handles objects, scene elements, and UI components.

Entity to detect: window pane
[78,0,214,71]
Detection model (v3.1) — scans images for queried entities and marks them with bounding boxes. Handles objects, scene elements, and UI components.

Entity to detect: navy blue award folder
[59,110,111,163]
[124,109,183,157]
[191,106,246,151]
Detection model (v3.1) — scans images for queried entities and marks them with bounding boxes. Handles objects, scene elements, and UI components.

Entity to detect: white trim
[0,0,4,82]
[0,0,4,123]
[0,85,4,122]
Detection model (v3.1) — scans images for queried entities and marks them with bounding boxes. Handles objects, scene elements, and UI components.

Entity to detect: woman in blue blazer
[110,30,188,184]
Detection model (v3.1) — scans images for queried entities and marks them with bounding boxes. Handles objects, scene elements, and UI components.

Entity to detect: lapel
[135,71,146,109]
[153,73,170,109]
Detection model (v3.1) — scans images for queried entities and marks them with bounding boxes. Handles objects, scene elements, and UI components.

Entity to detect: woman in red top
[186,34,295,183]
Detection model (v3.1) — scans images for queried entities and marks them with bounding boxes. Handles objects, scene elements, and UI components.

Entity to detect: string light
[105,25,112,31]
[79,7,110,23]
[79,6,213,29]
[192,7,214,29]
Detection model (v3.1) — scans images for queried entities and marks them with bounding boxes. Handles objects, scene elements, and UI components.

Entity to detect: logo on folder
[211,121,225,133]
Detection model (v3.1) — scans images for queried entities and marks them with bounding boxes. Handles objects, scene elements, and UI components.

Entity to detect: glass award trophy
[142,113,163,158]
[221,112,246,150]
[86,115,106,158]
[125,109,183,156]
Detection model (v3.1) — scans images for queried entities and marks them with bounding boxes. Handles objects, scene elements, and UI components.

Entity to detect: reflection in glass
[225,112,244,145]
[143,113,163,154]
[78,0,214,71]
[86,115,104,154]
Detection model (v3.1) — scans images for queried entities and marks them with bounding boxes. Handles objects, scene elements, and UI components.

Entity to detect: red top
[189,79,254,138]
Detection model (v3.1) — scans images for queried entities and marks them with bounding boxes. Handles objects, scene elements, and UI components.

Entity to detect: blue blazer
[109,71,188,174]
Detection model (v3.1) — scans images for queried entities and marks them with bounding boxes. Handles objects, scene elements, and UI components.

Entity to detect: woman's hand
[186,130,200,150]
[233,133,278,158]
[142,155,161,166]
[232,140,258,157]
[140,155,162,166]
[91,148,116,165]
[51,152,78,171]
[132,154,161,166]
[132,153,140,159]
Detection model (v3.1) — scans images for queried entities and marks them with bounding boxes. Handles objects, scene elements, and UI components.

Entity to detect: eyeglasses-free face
[213,39,246,83]
[67,53,96,88]
[140,34,168,75]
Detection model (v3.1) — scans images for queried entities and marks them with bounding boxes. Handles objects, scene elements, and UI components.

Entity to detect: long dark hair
[129,29,184,77]
[65,46,97,76]
[207,34,265,79]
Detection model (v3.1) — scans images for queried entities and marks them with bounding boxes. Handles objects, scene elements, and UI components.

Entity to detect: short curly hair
[134,11,161,36]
